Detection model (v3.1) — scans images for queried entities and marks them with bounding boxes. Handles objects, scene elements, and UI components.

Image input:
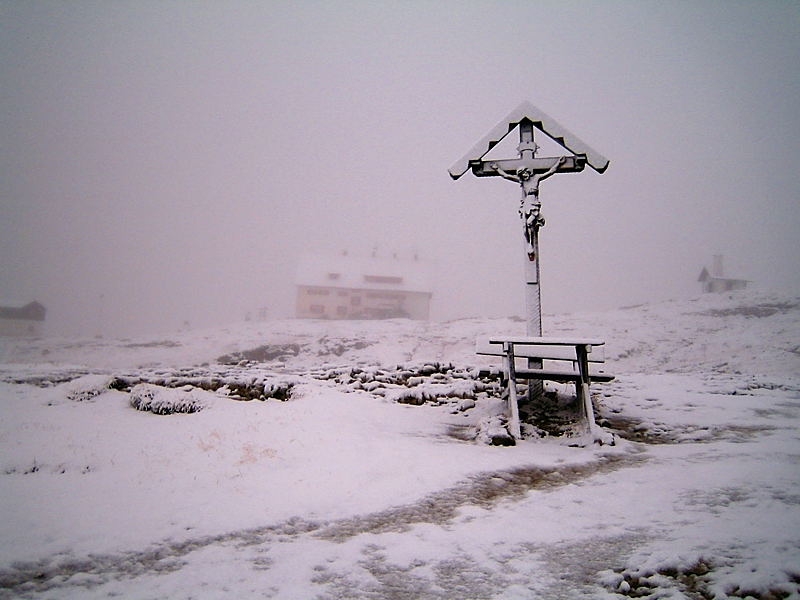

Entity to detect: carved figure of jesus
[491,157,566,259]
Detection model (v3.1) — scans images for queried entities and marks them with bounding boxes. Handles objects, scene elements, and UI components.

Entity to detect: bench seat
[515,367,615,383]
[476,337,605,362]
[477,366,614,383]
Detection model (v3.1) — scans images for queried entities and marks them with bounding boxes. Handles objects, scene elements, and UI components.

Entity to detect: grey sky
[2,1,798,336]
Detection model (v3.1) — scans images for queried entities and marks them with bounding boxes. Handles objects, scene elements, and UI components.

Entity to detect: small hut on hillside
[698,255,748,293]
[0,300,46,337]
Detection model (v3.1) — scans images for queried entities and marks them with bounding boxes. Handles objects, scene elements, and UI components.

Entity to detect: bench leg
[579,382,597,431]
[504,343,522,439]
[575,345,613,444]
[575,345,597,431]
[507,376,522,440]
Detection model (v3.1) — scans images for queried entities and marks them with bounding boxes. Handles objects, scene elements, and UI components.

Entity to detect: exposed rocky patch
[110,365,297,402]
[129,383,209,415]
[310,361,499,406]
[598,412,776,445]
[696,301,799,319]
[217,343,302,364]
[600,558,716,599]
[122,340,181,349]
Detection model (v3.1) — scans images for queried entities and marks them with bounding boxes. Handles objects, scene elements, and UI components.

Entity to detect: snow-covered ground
[1,289,799,599]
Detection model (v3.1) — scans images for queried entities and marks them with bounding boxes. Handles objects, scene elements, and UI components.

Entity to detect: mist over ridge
[2,2,798,337]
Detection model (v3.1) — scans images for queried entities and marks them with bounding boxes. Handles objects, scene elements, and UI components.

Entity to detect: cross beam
[468,154,585,177]
[464,118,588,179]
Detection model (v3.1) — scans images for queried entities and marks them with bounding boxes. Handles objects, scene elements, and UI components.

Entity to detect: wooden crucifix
[449,102,609,401]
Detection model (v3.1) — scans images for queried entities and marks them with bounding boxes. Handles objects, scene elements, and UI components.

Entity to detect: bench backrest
[475,337,606,363]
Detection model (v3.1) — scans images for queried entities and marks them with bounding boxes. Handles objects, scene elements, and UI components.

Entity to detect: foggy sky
[2,1,799,337]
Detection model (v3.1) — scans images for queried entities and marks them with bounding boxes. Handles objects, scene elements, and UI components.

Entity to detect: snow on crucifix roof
[448,101,610,179]
[295,252,434,294]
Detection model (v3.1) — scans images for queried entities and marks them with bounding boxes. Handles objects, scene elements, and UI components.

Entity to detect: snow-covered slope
[3,289,798,377]
[1,289,798,599]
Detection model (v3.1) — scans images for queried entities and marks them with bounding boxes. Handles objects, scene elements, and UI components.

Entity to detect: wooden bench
[476,336,614,440]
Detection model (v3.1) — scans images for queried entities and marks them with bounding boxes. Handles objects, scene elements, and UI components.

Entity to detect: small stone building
[295,253,433,320]
[0,301,46,337]
[698,255,748,293]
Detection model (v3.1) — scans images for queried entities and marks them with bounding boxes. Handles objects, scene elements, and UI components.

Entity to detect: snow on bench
[476,336,615,442]
[475,337,612,381]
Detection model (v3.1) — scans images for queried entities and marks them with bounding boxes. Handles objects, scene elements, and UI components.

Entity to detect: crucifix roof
[448,101,610,179]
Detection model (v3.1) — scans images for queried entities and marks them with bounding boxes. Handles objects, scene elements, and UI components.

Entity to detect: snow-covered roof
[697,268,749,283]
[0,299,39,308]
[296,254,434,294]
[449,101,610,179]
